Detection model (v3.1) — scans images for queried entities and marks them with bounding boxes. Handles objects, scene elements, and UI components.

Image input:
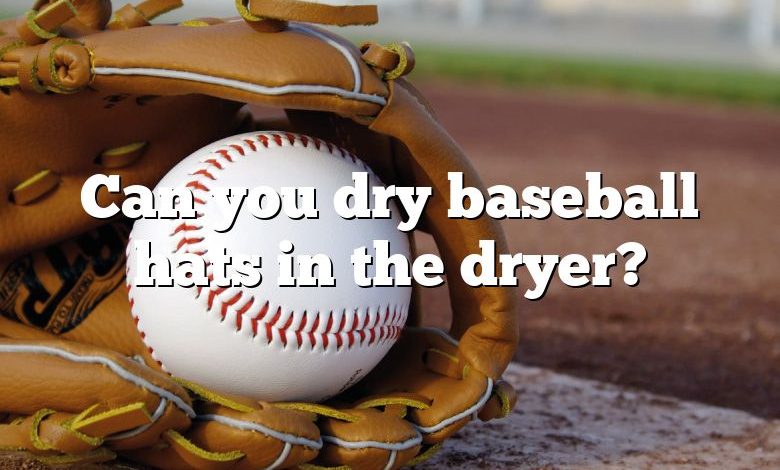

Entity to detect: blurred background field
[3,1,780,105]
[2,0,778,424]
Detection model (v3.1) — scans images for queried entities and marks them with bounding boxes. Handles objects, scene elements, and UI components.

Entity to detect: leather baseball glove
[0,1,520,468]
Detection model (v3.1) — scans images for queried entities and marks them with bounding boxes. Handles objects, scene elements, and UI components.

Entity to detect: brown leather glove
[0,1,519,469]
[0,225,323,469]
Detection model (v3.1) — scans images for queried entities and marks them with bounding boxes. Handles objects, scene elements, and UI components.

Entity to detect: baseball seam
[128,132,406,363]
[126,249,166,370]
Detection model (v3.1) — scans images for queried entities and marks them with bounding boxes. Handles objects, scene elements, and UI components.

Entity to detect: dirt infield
[420,364,780,469]
[414,82,780,418]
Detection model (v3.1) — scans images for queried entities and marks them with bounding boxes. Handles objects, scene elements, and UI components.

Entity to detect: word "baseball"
[448,171,699,220]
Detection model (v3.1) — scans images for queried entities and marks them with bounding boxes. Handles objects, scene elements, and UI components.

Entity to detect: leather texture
[247,0,379,27]
[0,1,519,468]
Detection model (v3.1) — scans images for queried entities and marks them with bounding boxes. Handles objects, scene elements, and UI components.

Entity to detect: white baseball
[126,132,411,402]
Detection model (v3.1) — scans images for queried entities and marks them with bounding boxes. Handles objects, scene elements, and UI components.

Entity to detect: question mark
[616,242,648,287]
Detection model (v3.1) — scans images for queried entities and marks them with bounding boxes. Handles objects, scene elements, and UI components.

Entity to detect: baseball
[126,132,411,402]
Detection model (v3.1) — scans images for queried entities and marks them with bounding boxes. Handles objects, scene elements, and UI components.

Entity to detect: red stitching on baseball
[244,139,257,151]
[216,149,233,162]
[192,169,216,180]
[156,132,406,352]
[186,181,210,192]
[204,158,223,170]
[221,291,243,319]
[127,234,169,372]
[235,296,255,329]
[172,223,201,235]
[230,144,245,156]
[176,236,204,251]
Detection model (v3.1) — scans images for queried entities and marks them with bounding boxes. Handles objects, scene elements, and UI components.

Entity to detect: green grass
[411,47,780,107]
[0,12,775,107]
[0,9,19,19]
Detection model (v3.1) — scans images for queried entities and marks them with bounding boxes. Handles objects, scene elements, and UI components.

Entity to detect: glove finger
[277,404,421,470]
[0,338,194,453]
[352,328,497,445]
[477,379,518,422]
[407,371,492,443]
[0,410,113,465]
[129,383,322,470]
